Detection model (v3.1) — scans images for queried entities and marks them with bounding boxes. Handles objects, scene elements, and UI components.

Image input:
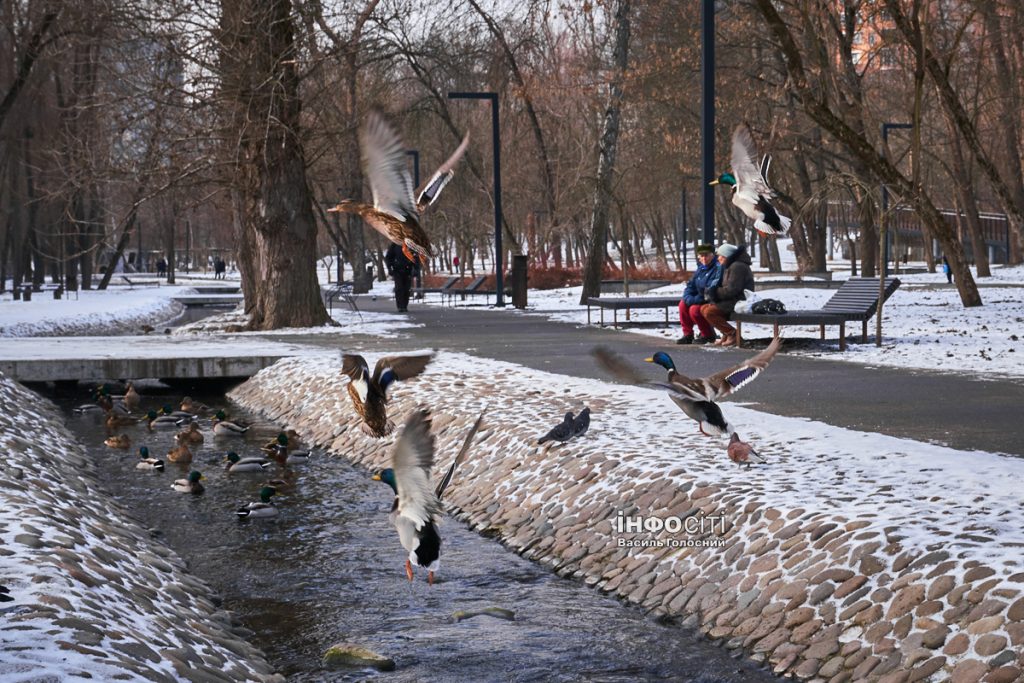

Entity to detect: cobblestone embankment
[0,374,282,683]
[230,354,1024,683]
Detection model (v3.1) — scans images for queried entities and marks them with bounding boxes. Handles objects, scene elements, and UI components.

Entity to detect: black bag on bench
[751,298,787,314]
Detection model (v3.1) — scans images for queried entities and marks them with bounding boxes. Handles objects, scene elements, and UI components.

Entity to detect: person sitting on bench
[701,243,754,348]
[677,243,722,345]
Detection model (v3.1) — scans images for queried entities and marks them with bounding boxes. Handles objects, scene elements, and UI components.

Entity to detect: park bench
[443,275,487,305]
[732,277,901,351]
[586,296,680,327]
[120,275,160,289]
[413,276,459,301]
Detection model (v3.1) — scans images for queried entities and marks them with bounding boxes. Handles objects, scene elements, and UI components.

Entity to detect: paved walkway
[276,296,1024,458]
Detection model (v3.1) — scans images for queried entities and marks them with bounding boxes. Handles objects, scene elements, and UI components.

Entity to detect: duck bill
[643,357,655,363]
[371,473,382,481]
[708,179,720,186]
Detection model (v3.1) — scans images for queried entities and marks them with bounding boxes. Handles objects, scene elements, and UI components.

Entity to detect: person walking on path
[385,242,420,312]
[942,256,952,284]
[677,244,722,345]
[701,243,755,347]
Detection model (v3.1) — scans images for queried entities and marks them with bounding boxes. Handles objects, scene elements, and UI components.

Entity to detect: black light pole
[448,91,504,306]
[406,149,420,189]
[881,122,912,278]
[701,0,716,246]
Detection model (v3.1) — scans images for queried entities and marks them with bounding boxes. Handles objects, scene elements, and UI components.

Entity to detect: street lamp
[701,0,716,246]
[881,122,912,279]
[448,91,505,306]
[406,149,420,189]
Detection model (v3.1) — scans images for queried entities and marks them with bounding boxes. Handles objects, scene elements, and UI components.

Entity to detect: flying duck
[372,410,483,585]
[591,336,782,436]
[710,123,791,237]
[326,110,469,265]
[341,351,435,438]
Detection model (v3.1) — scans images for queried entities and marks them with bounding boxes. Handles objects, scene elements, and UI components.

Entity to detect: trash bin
[12,287,21,300]
[511,255,528,309]
[21,286,32,301]
[53,286,64,299]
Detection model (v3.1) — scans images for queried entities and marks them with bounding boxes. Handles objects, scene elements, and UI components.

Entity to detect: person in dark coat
[677,244,722,344]
[384,242,420,312]
[700,243,754,347]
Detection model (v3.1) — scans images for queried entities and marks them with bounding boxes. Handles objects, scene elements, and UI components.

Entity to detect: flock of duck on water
[84,111,790,586]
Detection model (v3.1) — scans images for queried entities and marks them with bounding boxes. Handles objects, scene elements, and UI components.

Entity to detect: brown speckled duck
[327,110,469,265]
[341,351,435,437]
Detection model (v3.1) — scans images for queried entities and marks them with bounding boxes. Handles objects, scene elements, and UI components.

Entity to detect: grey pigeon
[538,411,575,445]
[571,407,590,438]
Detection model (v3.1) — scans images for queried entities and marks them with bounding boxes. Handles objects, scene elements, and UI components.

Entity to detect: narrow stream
[53,386,776,682]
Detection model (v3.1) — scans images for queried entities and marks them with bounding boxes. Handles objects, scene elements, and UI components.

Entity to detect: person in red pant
[677,244,722,344]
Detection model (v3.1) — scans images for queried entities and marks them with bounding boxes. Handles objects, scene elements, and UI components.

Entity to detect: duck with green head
[225,451,270,473]
[237,486,278,518]
[710,123,791,237]
[171,470,204,494]
[136,445,165,471]
[146,410,179,430]
[372,411,482,585]
[212,410,250,436]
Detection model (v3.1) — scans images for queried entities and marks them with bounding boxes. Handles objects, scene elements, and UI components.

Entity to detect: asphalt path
[280,295,1023,457]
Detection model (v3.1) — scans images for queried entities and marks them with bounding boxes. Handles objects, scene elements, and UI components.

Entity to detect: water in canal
[54,386,776,682]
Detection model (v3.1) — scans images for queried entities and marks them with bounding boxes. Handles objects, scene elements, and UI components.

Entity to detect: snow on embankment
[231,351,1024,682]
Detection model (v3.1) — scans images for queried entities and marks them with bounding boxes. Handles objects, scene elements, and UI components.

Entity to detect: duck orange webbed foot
[405,559,414,582]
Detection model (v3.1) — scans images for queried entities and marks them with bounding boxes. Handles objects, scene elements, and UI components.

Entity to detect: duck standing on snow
[326,110,469,265]
[341,351,435,438]
[727,433,766,468]
[371,410,483,585]
[171,470,204,494]
[591,337,782,437]
[710,123,791,237]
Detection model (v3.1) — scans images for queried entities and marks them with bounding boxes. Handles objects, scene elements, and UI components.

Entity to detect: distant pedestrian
[452,255,460,272]
[385,242,419,312]
[942,256,952,284]
[214,258,226,279]
[156,257,167,278]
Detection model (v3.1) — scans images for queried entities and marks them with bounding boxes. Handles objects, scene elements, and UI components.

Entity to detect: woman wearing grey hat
[700,243,755,347]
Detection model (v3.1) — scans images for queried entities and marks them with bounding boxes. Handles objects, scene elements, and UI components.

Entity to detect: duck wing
[361,110,417,222]
[372,351,435,397]
[705,336,782,401]
[392,409,441,529]
[416,132,470,213]
[731,123,773,198]
[435,412,484,499]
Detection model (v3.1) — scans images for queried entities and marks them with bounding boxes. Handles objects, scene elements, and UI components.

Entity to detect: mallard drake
[372,410,482,585]
[105,411,139,430]
[225,451,271,473]
[180,396,209,414]
[261,430,302,454]
[265,432,310,465]
[592,336,782,436]
[728,433,766,468]
[710,123,791,237]
[236,486,278,518]
[135,446,165,471]
[123,383,141,412]
[146,410,180,430]
[326,110,469,265]
[177,422,204,445]
[166,436,193,464]
[161,404,196,422]
[212,410,250,436]
[104,433,131,449]
[171,470,204,494]
[342,351,435,438]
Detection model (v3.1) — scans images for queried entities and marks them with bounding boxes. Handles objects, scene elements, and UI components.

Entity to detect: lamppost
[881,122,912,279]
[448,91,505,306]
[701,0,716,246]
[406,149,420,189]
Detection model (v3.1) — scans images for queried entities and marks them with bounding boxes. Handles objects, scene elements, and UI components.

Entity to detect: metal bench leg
[839,322,846,351]
[735,321,742,347]
[861,320,868,343]
[819,324,825,340]
[587,305,591,325]
[614,309,618,327]
[664,307,669,326]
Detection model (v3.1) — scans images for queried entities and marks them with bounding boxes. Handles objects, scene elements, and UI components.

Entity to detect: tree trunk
[580,0,631,304]
[219,0,329,329]
[946,118,990,277]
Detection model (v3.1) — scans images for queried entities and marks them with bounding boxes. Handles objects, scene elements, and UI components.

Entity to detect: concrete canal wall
[0,373,282,683]
[230,354,1024,683]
